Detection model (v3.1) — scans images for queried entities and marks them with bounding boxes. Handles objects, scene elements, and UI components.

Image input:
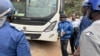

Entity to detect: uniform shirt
[57,20,73,40]
[79,16,92,32]
[0,22,31,56]
[80,20,100,56]
[75,16,92,47]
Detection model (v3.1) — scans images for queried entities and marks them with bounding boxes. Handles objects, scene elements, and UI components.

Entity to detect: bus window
[12,0,57,18]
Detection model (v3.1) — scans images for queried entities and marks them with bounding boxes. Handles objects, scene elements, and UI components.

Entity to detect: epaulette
[85,31,94,37]
[10,24,22,31]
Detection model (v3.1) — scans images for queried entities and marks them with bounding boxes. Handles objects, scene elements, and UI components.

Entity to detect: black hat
[60,14,67,18]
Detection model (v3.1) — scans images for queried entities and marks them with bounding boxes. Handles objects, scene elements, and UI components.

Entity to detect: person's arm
[17,32,31,56]
[57,23,60,32]
[57,23,61,36]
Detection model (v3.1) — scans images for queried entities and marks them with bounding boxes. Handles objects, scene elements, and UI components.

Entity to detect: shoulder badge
[85,31,94,36]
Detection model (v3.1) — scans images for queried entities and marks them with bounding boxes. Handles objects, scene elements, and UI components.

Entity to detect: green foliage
[65,0,83,17]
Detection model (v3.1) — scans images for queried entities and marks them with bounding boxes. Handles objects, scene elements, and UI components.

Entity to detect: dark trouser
[60,40,68,56]
[70,27,79,53]
[70,35,75,54]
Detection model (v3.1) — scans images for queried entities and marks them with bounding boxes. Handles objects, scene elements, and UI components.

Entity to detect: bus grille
[25,34,41,39]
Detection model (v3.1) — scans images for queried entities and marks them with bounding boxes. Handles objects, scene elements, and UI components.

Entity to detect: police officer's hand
[74,49,80,56]
[74,48,80,56]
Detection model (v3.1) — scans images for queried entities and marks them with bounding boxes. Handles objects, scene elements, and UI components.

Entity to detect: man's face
[81,6,88,15]
[87,8,95,20]
[60,18,66,21]
[72,14,76,20]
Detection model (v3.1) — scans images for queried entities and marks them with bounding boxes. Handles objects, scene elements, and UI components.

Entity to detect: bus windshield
[12,0,57,18]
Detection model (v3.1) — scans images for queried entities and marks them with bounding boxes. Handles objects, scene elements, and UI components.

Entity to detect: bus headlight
[44,21,57,32]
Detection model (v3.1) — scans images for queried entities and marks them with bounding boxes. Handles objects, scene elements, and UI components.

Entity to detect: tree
[65,0,83,17]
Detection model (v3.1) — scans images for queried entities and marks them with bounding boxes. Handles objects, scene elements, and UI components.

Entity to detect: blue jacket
[75,16,92,47]
[0,22,31,56]
[57,20,73,40]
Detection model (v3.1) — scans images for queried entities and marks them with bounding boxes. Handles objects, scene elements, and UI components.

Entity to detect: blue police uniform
[75,16,92,48]
[80,0,100,56]
[74,0,93,48]
[0,22,31,56]
[0,0,31,56]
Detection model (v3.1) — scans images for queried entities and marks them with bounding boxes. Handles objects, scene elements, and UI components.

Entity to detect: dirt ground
[29,40,73,56]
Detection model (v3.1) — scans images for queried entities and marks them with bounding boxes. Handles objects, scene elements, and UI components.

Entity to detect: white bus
[11,0,65,41]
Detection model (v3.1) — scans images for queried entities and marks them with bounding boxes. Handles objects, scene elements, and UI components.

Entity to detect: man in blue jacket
[0,0,31,56]
[58,14,73,56]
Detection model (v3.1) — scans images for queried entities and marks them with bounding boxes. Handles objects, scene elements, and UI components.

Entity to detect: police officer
[75,0,92,48]
[0,0,31,56]
[74,0,100,56]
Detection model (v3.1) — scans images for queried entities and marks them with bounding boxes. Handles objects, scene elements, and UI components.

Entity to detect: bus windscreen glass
[11,0,57,18]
